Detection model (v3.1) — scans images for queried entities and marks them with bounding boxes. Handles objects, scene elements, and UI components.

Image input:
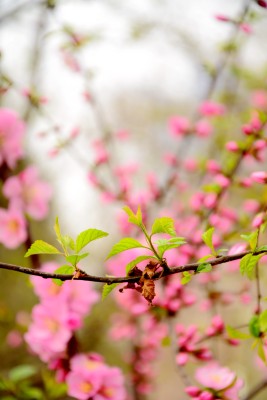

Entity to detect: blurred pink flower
[3,166,52,220]
[25,303,72,363]
[0,108,25,169]
[168,116,190,136]
[195,362,243,398]
[199,101,225,117]
[67,353,126,400]
[0,207,27,248]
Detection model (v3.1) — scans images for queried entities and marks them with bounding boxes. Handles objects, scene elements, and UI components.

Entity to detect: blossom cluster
[0,108,52,249]
[25,262,126,399]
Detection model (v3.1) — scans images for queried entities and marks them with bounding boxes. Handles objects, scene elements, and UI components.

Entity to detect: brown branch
[243,379,267,400]
[0,249,266,284]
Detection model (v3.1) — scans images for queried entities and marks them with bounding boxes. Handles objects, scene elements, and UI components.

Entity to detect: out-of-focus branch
[243,379,267,400]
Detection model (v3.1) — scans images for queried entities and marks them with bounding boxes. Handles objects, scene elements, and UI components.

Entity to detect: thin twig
[0,249,266,284]
[243,379,267,400]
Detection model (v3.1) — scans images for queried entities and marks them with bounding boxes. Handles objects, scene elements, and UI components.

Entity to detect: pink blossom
[163,152,178,166]
[67,354,126,400]
[0,207,27,248]
[195,119,213,137]
[66,370,102,400]
[25,303,72,363]
[6,330,23,348]
[215,14,230,22]
[206,160,221,174]
[240,23,252,34]
[251,171,267,184]
[0,108,25,168]
[252,90,267,109]
[195,363,239,393]
[225,141,239,152]
[95,367,126,400]
[3,166,52,220]
[168,116,190,136]
[199,101,225,117]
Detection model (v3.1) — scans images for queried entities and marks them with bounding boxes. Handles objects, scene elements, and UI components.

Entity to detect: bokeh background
[1,0,267,399]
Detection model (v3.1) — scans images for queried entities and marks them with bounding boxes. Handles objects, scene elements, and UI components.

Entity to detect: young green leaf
[249,315,261,338]
[106,238,147,260]
[66,253,89,266]
[125,255,157,275]
[257,339,266,363]
[151,217,176,237]
[61,235,75,251]
[52,265,75,286]
[76,229,108,253]
[123,205,142,227]
[241,231,259,251]
[181,271,192,285]
[54,217,61,241]
[196,263,212,273]
[256,245,267,252]
[102,283,119,300]
[155,237,186,258]
[9,365,37,382]
[259,310,267,333]
[25,240,61,257]
[240,253,262,279]
[197,254,213,263]
[226,326,251,340]
[202,227,216,256]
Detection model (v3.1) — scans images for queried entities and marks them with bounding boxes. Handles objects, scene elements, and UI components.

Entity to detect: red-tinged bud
[185,386,201,397]
[257,0,267,8]
[251,171,267,184]
[215,14,230,22]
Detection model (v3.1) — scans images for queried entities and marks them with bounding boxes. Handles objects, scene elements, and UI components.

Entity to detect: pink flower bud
[176,352,189,365]
[195,119,213,137]
[215,14,230,22]
[169,116,190,136]
[225,141,239,152]
[252,212,265,228]
[215,174,230,188]
[251,171,267,184]
[199,101,225,117]
[206,159,221,174]
[242,123,253,135]
[240,23,252,34]
[257,0,267,8]
[185,386,201,397]
[200,391,214,400]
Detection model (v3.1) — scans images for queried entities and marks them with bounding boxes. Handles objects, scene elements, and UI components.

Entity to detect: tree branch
[0,249,265,284]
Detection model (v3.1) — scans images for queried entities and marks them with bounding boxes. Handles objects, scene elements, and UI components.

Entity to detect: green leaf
[259,310,267,332]
[249,315,261,338]
[66,253,89,266]
[9,365,37,382]
[202,183,221,194]
[241,231,259,251]
[21,387,43,399]
[181,271,192,285]
[155,237,186,258]
[102,283,119,300]
[25,240,61,257]
[202,227,216,256]
[196,263,212,273]
[151,217,176,237]
[61,235,75,251]
[125,255,156,275]
[240,253,262,279]
[54,217,61,242]
[123,205,142,227]
[106,238,146,259]
[161,336,171,346]
[76,229,108,253]
[256,245,267,252]
[226,326,251,340]
[52,265,75,286]
[197,254,213,263]
[258,339,266,363]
